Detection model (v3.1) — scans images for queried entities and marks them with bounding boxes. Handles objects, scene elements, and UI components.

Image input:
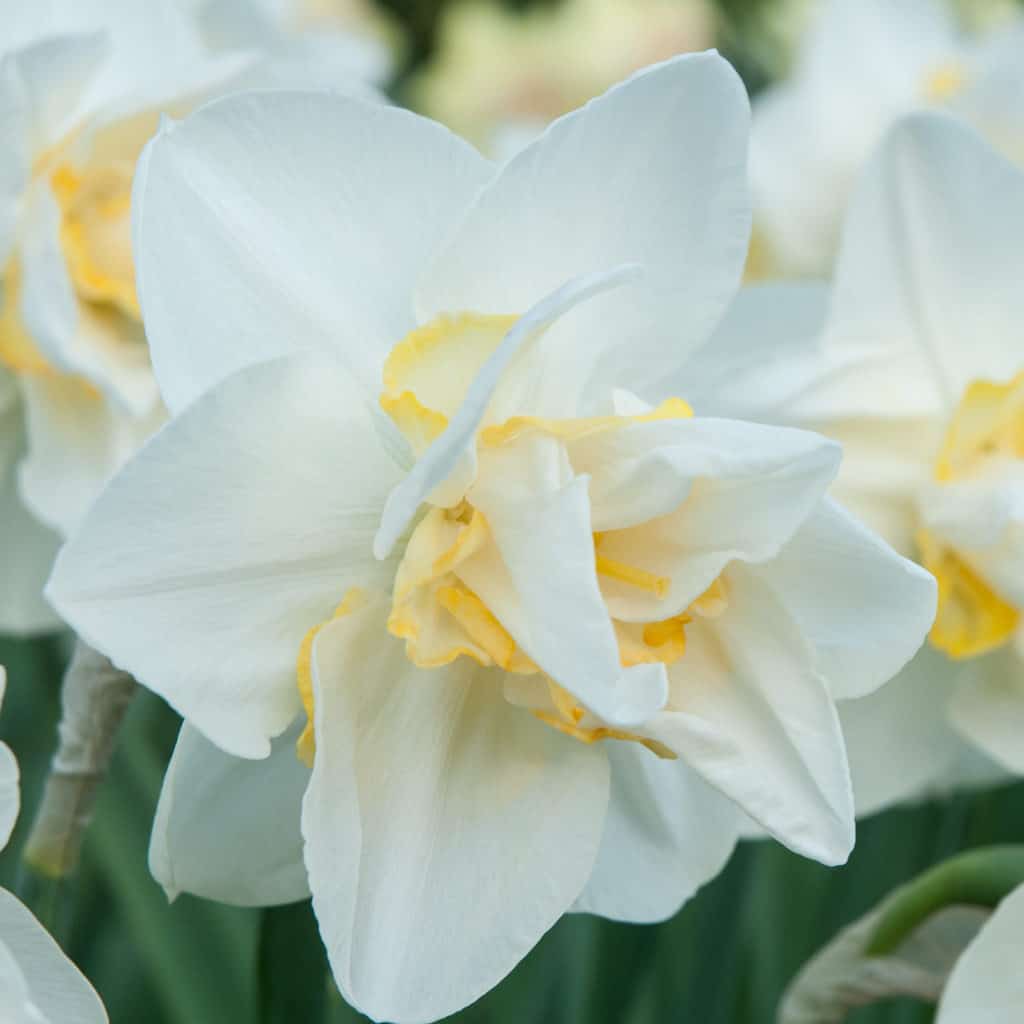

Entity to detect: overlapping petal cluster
[0,0,386,635]
[45,53,937,1021]
[703,110,1024,810]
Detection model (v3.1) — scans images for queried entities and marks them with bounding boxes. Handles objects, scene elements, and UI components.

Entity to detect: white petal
[954,21,1024,165]
[0,385,61,635]
[0,30,108,157]
[0,665,18,850]
[416,51,751,410]
[589,418,840,623]
[685,282,944,555]
[918,468,1024,609]
[462,462,668,728]
[831,112,1024,406]
[373,264,639,560]
[0,740,15,854]
[0,935,39,1024]
[0,888,107,1024]
[936,882,1024,1024]
[133,90,492,414]
[753,497,935,700]
[949,648,1024,775]
[18,375,164,538]
[574,742,741,923]
[17,182,157,414]
[47,352,403,759]
[150,720,310,906]
[645,565,854,866]
[749,0,957,276]
[838,646,1003,818]
[680,282,833,422]
[795,0,956,93]
[302,597,609,1024]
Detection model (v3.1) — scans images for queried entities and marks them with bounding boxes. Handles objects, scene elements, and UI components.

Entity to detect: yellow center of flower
[0,159,140,380]
[922,61,968,104]
[51,161,140,321]
[296,311,725,763]
[919,371,1024,658]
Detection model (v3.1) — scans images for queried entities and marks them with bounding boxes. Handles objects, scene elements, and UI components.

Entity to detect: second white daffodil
[48,54,934,1022]
[697,111,1024,809]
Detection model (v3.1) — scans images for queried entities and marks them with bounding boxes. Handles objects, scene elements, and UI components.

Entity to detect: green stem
[866,845,1024,955]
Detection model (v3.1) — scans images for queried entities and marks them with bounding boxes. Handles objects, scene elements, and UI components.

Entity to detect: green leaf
[259,900,329,1024]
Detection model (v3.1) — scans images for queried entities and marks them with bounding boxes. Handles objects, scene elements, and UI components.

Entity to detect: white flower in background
[189,0,396,94]
[48,55,933,1022]
[749,0,1024,278]
[410,0,714,156]
[0,0,387,636]
[690,112,1024,812]
[0,669,108,1023]
[935,882,1024,1023]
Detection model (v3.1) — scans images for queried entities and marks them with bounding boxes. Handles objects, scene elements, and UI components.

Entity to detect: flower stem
[866,844,1024,955]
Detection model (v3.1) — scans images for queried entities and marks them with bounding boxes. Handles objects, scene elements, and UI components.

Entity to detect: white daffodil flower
[47,55,934,1023]
[749,0,1024,278]
[0,669,108,1023]
[935,882,1024,1023]
[693,111,1024,812]
[0,0,387,636]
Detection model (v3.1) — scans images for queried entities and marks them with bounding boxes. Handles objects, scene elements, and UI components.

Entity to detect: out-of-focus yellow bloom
[411,0,714,153]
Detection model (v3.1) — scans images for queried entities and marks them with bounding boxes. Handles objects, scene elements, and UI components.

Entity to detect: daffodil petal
[573,743,742,923]
[133,90,492,414]
[149,720,310,907]
[18,374,165,538]
[917,470,1024,610]
[0,888,107,1024]
[0,668,17,850]
[17,181,156,414]
[416,51,751,413]
[47,352,403,759]
[936,882,1024,1023]
[463,466,668,728]
[590,418,840,623]
[832,112,1024,405]
[302,596,609,1024]
[949,650,1024,775]
[687,282,944,556]
[373,263,640,560]
[752,497,936,701]
[646,565,854,866]
[839,647,1004,818]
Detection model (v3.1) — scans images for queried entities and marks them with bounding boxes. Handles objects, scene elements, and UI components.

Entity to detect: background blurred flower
[692,112,1024,811]
[409,0,714,154]
[189,0,400,92]
[749,0,1024,278]
[0,0,389,636]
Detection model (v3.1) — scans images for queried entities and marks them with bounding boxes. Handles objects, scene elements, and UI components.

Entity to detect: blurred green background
[5,0,1024,1021]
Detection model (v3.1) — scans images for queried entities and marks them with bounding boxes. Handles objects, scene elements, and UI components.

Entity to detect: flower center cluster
[919,370,1024,658]
[0,158,139,378]
[294,311,728,762]
[922,61,968,105]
